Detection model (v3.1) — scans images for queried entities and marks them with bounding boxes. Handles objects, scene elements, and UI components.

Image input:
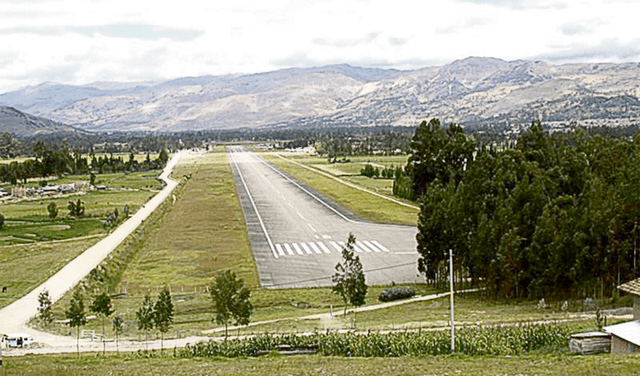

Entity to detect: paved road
[228,146,423,288]
[0,151,182,342]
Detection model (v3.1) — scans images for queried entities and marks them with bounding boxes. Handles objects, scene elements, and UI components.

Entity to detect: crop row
[175,324,569,358]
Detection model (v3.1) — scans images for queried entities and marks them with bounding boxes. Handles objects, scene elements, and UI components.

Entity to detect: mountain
[0,106,80,136]
[2,58,640,132]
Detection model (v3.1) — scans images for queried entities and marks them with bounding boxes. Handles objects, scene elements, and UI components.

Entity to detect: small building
[604,278,640,354]
[569,331,611,354]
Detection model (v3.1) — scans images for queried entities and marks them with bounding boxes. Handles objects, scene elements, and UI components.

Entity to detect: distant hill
[2,58,640,132]
[0,106,79,136]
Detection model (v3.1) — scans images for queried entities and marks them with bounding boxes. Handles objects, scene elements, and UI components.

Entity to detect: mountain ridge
[2,58,640,132]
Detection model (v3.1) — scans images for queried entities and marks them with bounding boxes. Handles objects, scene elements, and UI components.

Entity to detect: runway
[228,146,423,288]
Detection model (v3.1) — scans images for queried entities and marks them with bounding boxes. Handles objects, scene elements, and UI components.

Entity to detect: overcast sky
[1,0,639,93]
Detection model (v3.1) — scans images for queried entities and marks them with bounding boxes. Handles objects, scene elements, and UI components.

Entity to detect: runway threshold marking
[273,240,397,258]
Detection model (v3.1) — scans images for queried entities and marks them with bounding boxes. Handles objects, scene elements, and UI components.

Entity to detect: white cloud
[0,0,639,92]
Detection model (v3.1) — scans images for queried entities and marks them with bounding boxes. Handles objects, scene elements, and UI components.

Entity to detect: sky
[1,0,639,93]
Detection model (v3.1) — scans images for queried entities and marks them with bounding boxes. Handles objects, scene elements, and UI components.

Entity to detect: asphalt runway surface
[228,146,423,288]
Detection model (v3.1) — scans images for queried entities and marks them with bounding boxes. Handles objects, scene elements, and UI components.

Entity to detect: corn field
[175,324,569,358]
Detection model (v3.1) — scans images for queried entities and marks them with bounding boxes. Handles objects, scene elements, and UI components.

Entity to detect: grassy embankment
[0,170,164,308]
[2,352,640,376]
[259,153,418,226]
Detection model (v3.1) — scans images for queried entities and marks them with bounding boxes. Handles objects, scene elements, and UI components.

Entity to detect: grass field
[0,167,164,306]
[260,153,418,225]
[3,352,640,376]
[41,149,258,338]
[0,236,103,309]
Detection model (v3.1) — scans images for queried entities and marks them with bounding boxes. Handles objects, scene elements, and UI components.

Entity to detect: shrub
[378,286,415,302]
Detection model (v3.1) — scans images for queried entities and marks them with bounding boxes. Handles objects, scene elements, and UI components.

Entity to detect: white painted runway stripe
[363,240,382,253]
[284,243,294,256]
[309,242,323,254]
[372,240,390,252]
[274,240,394,257]
[357,241,377,253]
[292,243,304,255]
[301,243,313,255]
[318,242,331,253]
[353,242,368,253]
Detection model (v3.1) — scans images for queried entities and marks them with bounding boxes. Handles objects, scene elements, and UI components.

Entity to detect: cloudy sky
[1,0,638,93]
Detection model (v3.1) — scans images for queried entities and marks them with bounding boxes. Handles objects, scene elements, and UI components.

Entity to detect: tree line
[407,119,640,300]
[0,141,169,185]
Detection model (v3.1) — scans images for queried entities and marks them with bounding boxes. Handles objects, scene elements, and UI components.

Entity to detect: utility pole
[449,248,455,353]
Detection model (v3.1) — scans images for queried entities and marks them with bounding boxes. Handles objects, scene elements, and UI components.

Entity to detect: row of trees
[408,119,640,300]
[360,164,401,179]
[0,142,169,185]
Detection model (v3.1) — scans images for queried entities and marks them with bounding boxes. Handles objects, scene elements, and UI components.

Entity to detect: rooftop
[619,278,640,296]
[604,320,640,346]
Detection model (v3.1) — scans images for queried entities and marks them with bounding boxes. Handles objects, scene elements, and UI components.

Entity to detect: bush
[378,286,415,302]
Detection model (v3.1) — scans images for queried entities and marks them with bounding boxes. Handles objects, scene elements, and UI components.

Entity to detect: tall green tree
[47,202,58,218]
[153,287,174,350]
[332,233,368,327]
[112,315,124,354]
[89,292,114,356]
[136,293,155,349]
[37,289,53,326]
[66,290,87,357]
[210,270,253,338]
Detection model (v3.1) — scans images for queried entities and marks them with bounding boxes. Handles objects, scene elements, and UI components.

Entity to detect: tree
[66,290,87,357]
[210,270,253,338]
[89,292,114,355]
[67,199,85,217]
[136,293,155,349]
[0,213,4,229]
[153,287,174,350]
[112,315,124,353]
[158,149,169,165]
[332,233,368,327]
[37,289,53,326]
[47,202,58,219]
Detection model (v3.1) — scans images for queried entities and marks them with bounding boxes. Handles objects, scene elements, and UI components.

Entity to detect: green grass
[0,168,164,303]
[0,190,155,228]
[116,150,257,291]
[260,153,418,225]
[41,149,257,338]
[3,352,640,375]
[0,218,103,245]
[0,236,103,308]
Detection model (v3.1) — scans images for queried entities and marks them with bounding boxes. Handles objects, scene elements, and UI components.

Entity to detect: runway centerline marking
[307,223,318,233]
[230,150,278,259]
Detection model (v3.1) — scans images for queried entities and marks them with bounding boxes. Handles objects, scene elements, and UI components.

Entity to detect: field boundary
[271,153,420,211]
